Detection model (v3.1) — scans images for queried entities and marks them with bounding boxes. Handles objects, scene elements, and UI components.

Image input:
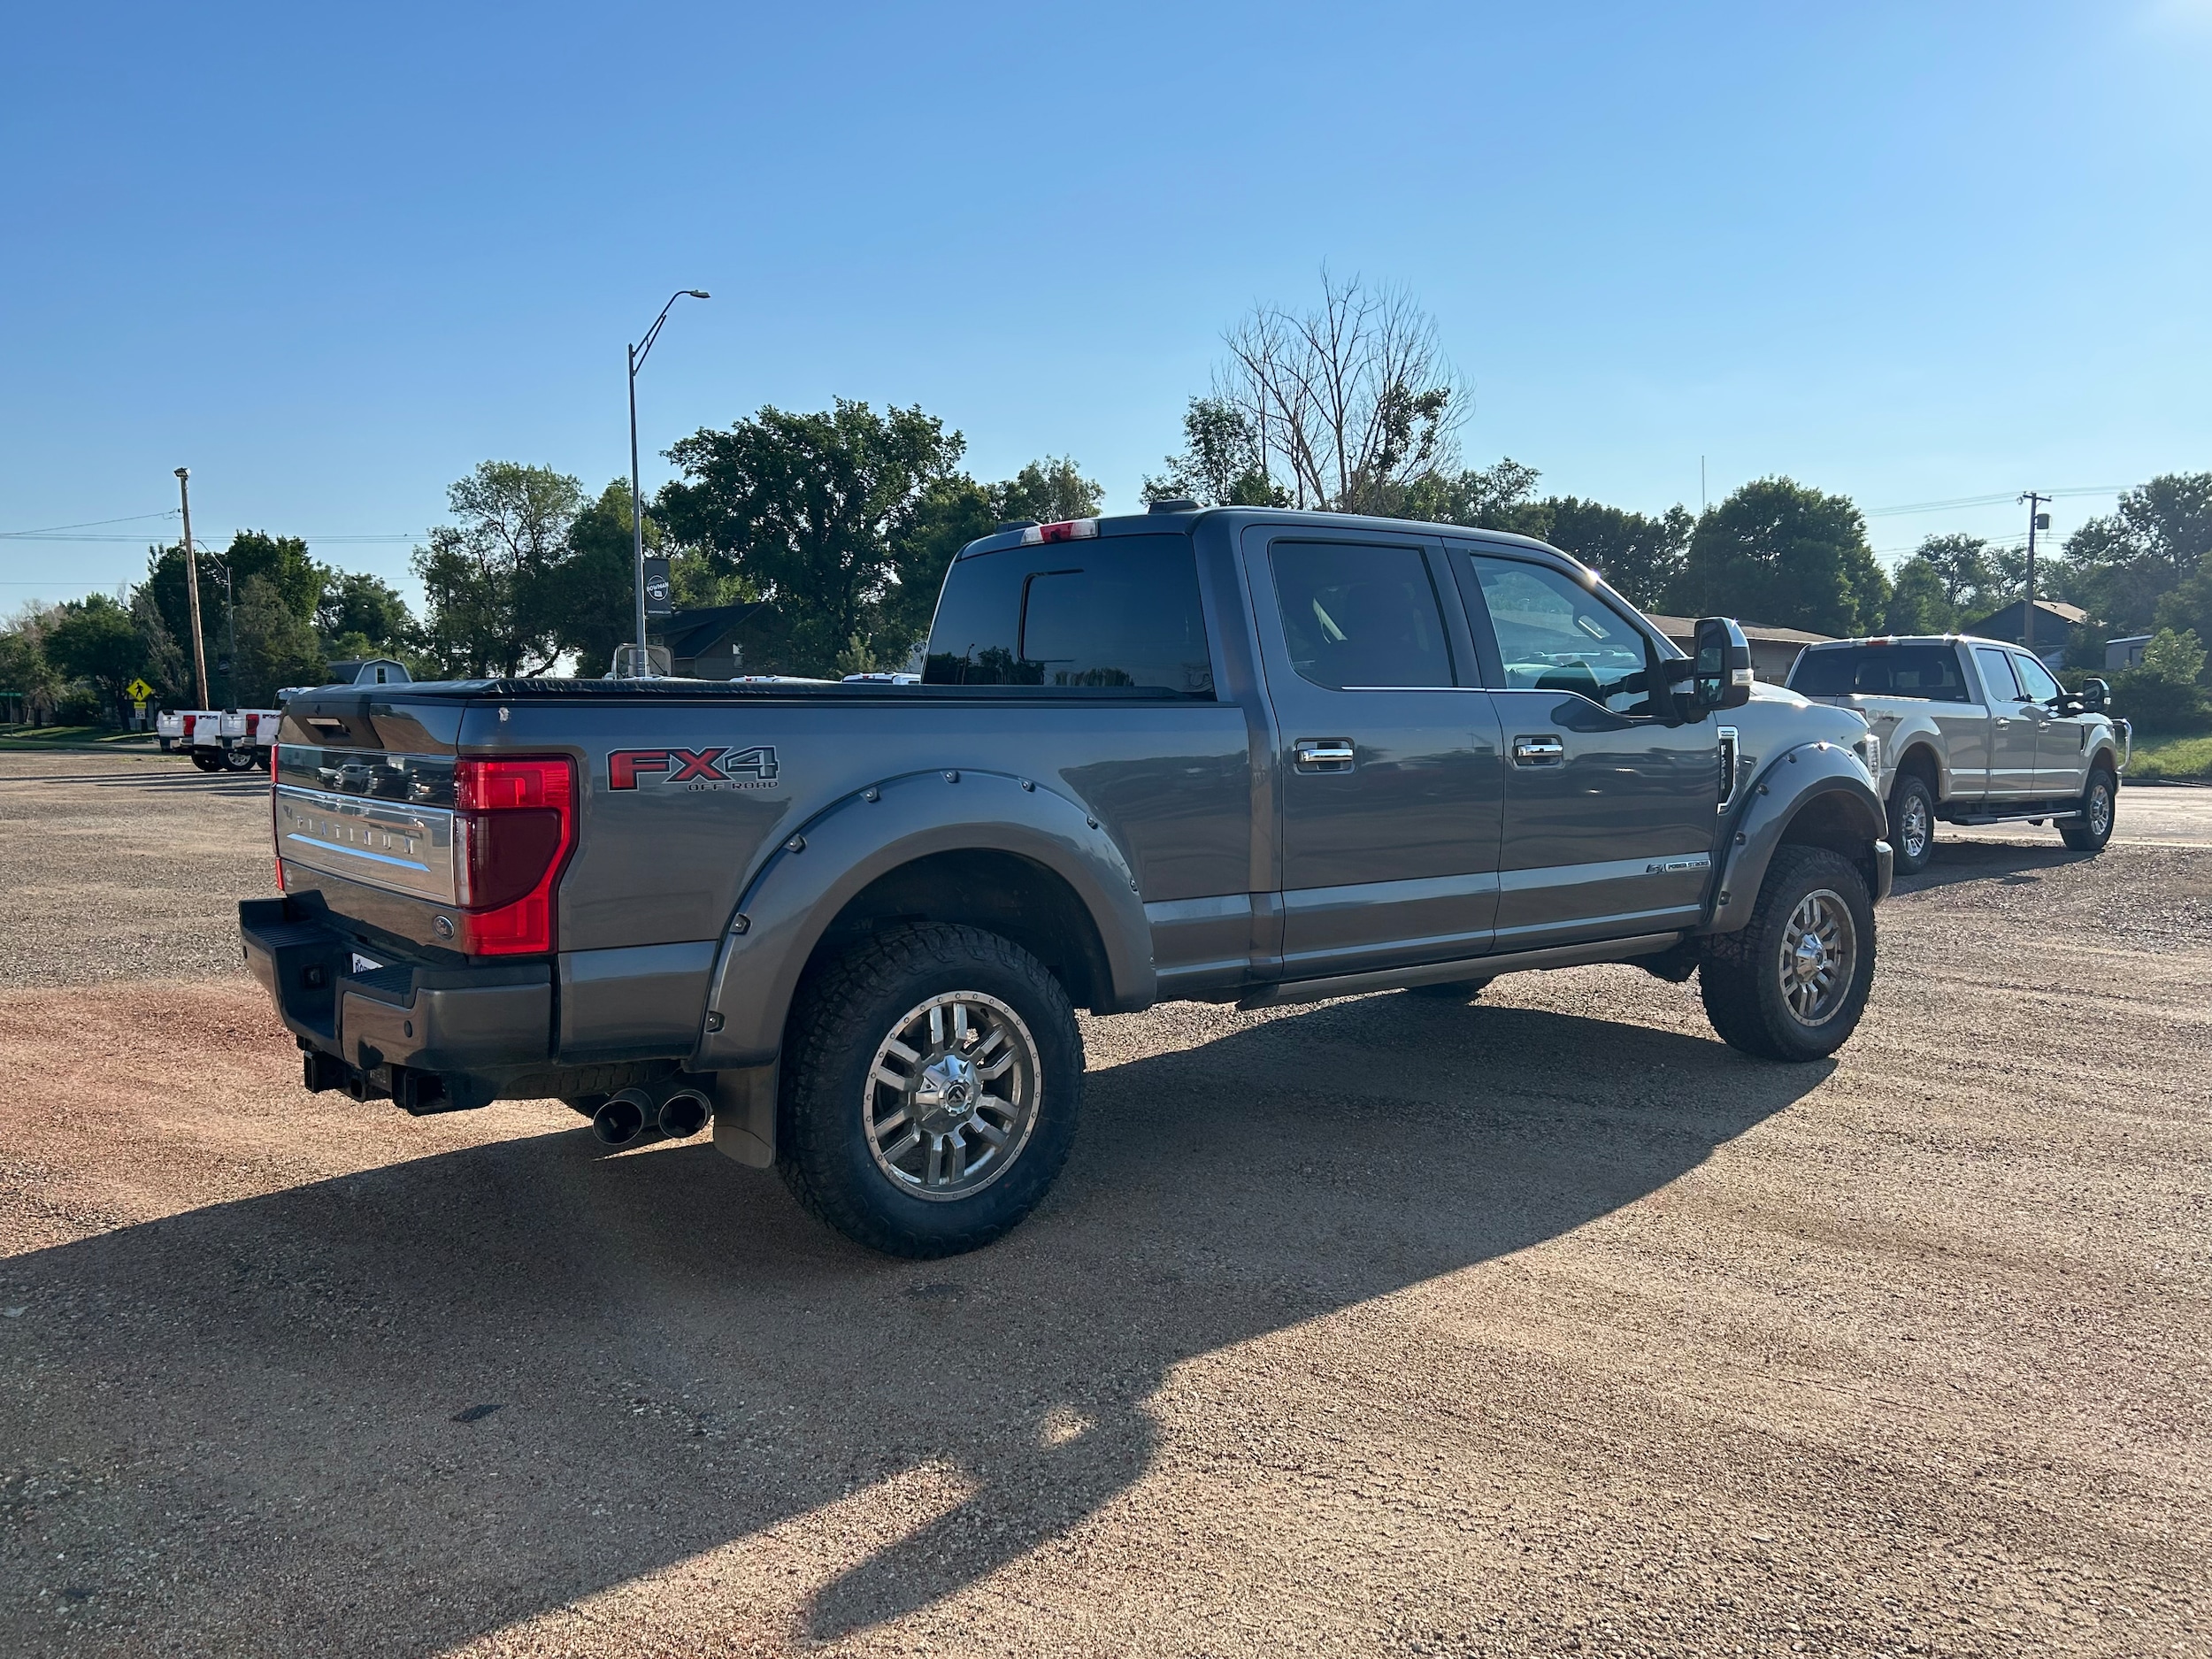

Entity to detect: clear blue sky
[4,0,2208,611]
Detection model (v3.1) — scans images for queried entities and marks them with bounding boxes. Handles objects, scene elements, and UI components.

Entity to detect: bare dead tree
[1214,270,1464,514]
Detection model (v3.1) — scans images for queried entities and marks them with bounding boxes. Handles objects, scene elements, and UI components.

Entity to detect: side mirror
[1691,617,1754,712]
[2078,677,2109,712]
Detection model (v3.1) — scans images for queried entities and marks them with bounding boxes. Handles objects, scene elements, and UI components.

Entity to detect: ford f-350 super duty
[242,505,1893,1256]
[1786,634,2129,874]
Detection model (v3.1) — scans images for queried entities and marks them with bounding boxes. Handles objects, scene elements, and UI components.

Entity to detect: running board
[1237,932,1686,1010]
[1946,808,2083,826]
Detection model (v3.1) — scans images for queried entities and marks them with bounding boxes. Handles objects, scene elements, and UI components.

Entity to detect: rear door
[1242,528,1505,978]
[1449,547,1721,953]
[1970,646,2040,799]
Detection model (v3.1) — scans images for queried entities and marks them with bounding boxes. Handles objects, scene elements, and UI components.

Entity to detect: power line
[0,509,180,539]
[1863,485,2124,518]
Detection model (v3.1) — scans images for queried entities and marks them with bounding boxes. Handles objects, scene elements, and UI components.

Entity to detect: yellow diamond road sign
[127,677,155,703]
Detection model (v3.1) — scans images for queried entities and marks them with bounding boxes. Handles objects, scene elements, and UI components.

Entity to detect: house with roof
[1645,615,1833,684]
[1963,598,2087,669]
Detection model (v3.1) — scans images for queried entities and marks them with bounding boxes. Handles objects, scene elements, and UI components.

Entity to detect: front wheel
[1887,772,1936,875]
[2060,767,2116,853]
[1699,845,1876,1062]
[778,923,1083,1257]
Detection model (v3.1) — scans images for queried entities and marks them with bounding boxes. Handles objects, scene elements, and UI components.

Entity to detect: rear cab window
[924,532,1215,695]
[1790,644,1971,703]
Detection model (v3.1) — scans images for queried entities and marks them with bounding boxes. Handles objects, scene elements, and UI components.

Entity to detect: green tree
[2051,472,2212,633]
[317,571,416,655]
[2110,627,2209,731]
[1143,398,1286,507]
[1911,534,2004,616]
[531,480,659,676]
[1673,478,1890,635]
[128,587,189,705]
[658,401,967,674]
[143,530,324,694]
[995,456,1102,525]
[412,461,585,677]
[1400,457,1549,536]
[1882,557,1957,634]
[44,594,144,719]
[0,611,60,718]
[231,575,329,704]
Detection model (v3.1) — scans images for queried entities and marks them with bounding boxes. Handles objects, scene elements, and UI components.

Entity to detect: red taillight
[454,757,574,956]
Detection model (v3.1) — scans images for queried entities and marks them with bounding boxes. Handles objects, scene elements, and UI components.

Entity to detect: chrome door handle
[1294,739,1355,771]
[1511,735,1565,766]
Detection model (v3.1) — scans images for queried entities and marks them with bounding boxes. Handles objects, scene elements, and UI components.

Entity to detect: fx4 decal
[608,745,780,792]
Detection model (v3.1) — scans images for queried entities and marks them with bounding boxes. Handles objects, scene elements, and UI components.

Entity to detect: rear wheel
[1700,845,1876,1062]
[1887,772,1937,875]
[221,746,257,772]
[2060,766,2117,853]
[778,923,1082,1257]
[189,749,222,772]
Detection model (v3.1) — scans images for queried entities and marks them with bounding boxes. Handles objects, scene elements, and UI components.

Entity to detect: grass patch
[2129,731,2212,783]
[0,724,159,752]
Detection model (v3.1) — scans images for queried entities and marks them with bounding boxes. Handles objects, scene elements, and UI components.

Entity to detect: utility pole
[176,467,210,709]
[626,288,710,676]
[2018,490,2052,657]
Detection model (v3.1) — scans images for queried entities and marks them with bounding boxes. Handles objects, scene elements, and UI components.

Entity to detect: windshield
[1789,644,1970,703]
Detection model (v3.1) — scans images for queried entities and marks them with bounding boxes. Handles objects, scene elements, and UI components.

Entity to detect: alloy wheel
[863,992,1041,1202]
[1777,887,1857,1028]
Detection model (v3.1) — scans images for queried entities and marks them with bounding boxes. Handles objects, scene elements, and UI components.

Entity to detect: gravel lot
[1,752,2207,1656]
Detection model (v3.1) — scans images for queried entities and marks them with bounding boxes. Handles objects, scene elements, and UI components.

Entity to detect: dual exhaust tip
[591,1082,711,1148]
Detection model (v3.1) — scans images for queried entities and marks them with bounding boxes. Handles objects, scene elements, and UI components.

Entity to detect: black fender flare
[690,767,1156,1067]
[1702,741,1891,934]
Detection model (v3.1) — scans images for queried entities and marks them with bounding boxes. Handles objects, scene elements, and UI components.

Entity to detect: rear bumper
[1872,837,1894,902]
[240,897,550,1111]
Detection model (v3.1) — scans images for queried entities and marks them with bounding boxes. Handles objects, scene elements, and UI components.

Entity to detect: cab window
[1972,646,2023,703]
[1268,542,1455,690]
[2012,655,2062,703]
[1464,555,1657,716]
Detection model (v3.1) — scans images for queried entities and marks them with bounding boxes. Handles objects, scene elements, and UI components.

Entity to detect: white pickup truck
[1786,634,2130,873]
[156,708,282,772]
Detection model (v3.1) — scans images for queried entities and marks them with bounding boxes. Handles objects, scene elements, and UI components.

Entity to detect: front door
[1970,646,2041,800]
[1245,530,1505,979]
[2008,651,2088,798]
[1450,548,1722,954]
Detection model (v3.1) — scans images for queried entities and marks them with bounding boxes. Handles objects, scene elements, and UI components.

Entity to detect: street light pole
[626,288,710,676]
[176,467,210,709]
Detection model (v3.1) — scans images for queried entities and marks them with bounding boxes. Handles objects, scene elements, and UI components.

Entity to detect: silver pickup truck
[1786,635,2129,873]
[242,505,1893,1256]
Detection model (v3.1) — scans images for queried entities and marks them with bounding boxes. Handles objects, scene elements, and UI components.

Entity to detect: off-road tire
[778,923,1083,1257]
[1887,772,1937,875]
[1699,844,1876,1063]
[2059,766,2117,853]
[1406,979,1488,1002]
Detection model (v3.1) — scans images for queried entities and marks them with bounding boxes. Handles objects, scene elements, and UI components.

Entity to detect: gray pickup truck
[242,505,1892,1256]
[1786,634,2129,874]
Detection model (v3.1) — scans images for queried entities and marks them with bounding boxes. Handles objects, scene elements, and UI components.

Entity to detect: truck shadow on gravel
[2,998,1828,1655]
[1893,840,2093,895]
